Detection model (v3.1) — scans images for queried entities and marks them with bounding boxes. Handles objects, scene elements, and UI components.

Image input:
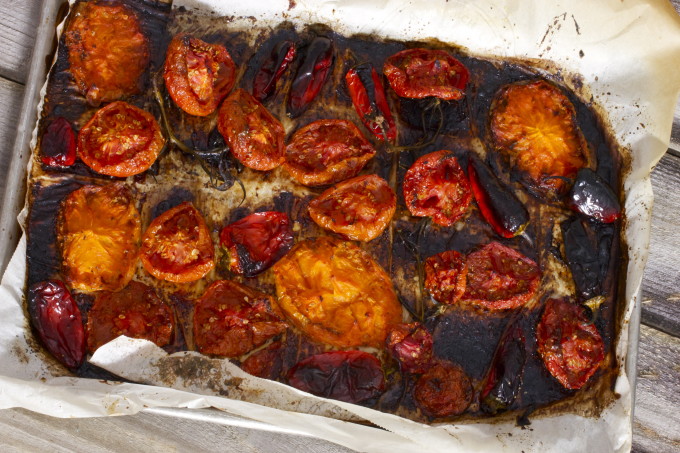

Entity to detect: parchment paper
[2,1,680,452]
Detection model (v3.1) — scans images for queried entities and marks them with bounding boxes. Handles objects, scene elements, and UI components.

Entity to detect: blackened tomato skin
[414,360,473,418]
[41,117,77,168]
[219,211,294,277]
[28,280,86,369]
[402,151,472,227]
[288,350,385,403]
[424,250,468,305]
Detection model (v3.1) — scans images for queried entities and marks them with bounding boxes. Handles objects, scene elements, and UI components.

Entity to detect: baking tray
[0,0,647,438]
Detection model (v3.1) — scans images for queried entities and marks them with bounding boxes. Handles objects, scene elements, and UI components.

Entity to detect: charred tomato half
[424,250,468,305]
[414,360,472,418]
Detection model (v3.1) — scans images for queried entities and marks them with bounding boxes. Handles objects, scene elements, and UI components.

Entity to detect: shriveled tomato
[383,48,469,100]
[193,280,287,357]
[41,117,76,168]
[164,33,237,116]
[490,80,588,197]
[65,1,148,105]
[414,360,472,418]
[140,202,214,283]
[284,119,376,186]
[28,280,85,369]
[424,250,468,305]
[58,183,140,293]
[385,323,433,374]
[403,151,472,226]
[273,237,402,348]
[537,298,605,390]
[461,242,540,310]
[287,351,385,403]
[308,174,396,242]
[219,211,294,277]
[87,281,174,353]
[77,101,165,177]
[217,89,285,171]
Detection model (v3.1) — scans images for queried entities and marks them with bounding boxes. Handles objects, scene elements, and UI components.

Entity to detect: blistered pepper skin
[345,64,397,142]
[253,40,296,101]
[287,37,334,118]
[569,168,621,223]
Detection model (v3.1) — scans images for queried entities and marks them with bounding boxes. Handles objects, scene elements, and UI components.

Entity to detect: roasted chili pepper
[287,350,385,403]
[385,323,433,374]
[252,40,296,102]
[41,117,76,168]
[569,168,621,223]
[480,324,526,414]
[28,280,86,369]
[287,37,334,118]
[468,153,529,238]
[345,64,397,142]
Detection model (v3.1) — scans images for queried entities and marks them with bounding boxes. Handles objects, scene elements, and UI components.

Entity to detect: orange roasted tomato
[461,242,540,310]
[64,1,149,105]
[164,33,237,116]
[77,101,165,177]
[537,298,605,390]
[58,183,141,293]
[308,174,396,242]
[402,151,472,227]
[193,280,287,357]
[217,89,285,171]
[272,237,402,348]
[284,119,376,186]
[86,281,174,353]
[383,48,469,100]
[140,202,215,283]
[414,360,473,418]
[424,250,468,305]
[490,80,588,197]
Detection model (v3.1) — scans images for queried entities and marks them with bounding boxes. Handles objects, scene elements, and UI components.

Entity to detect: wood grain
[0,0,41,83]
[0,78,24,204]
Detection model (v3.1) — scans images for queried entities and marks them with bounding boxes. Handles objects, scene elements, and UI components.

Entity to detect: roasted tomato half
[383,48,469,100]
[193,280,287,357]
[284,119,376,186]
[164,33,237,116]
[87,281,174,353]
[273,237,402,348]
[240,341,283,380]
[414,360,473,418]
[64,1,148,105]
[219,211,294,277]
[140,202,215,283]
[490,80,588,196]
[537,299,605,390]
[386,323,433,374]
[461,242,540,310]
[58,183,141,293]
[424,250,468,305]
[77,101,165,177]
[403,150,472,226]
[217,89,285,171]
[308,174,396,242]
[288,351,385,404]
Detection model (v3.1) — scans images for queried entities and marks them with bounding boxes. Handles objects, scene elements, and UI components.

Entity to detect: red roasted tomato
[64,1,149,105]
[77,101,165,177]
[219,211,294,277]
[41,117,76,168]
[383,48,469,100]
[386,323,433,374]
[308,174,396,242]
[424,250,468,305]
[140,202,215,283]
[284,119,376,186]
[414,360,472,418]
[193,280,287,357]
[461,242,540,310]
[240,341,283,379]
[86,281,174,353]
[164,33,237,116]
[537,298,605,390]
[217,89,285,171]
[403,151,472,226]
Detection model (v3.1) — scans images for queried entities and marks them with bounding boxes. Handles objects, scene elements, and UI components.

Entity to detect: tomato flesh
[386,323,433,374]
[424,250,468,305]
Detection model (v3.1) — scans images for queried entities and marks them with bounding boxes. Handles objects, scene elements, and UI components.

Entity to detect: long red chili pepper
[287,37,334,118]
[252,40,296,102]
[345,64,397,142]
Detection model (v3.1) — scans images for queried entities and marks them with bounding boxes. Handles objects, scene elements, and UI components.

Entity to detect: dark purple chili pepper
[480,324,526,414]
[287,37,334,118]
[252,40,296,102]
[345,64,397,142]
[41,117,76,168]
[569,168,621,223]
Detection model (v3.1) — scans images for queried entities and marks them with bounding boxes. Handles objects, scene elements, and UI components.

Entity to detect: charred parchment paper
[1,0,680,452]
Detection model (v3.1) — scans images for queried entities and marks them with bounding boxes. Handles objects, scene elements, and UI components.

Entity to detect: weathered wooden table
[0,1,678,452]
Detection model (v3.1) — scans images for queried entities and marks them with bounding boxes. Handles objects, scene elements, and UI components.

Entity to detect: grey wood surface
[0,1,678,452]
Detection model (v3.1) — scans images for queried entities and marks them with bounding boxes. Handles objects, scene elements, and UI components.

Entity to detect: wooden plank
[632,325,680,453]
[0,0,41,83]
[0,77,24,202]
[641,152,680,336]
